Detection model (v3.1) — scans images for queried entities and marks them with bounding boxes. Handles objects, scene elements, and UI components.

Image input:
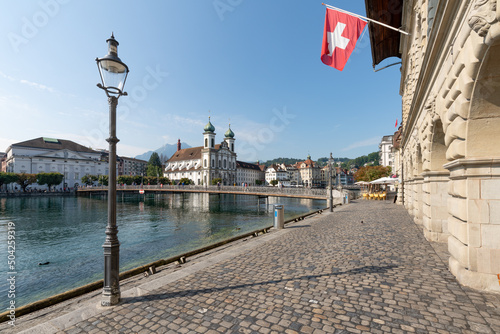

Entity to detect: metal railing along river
[77,184,346,199]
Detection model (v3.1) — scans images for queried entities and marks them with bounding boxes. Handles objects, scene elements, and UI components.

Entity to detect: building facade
[280,164,300,186]
[366,0,500,292]
[165,118,237,185]
[297,155,321,187]
[118,156,147,176]
[0,152,6,172]
[379,135,394,173]
[264,165,288,185]
[236,161,264,186]
[4,137,106,190]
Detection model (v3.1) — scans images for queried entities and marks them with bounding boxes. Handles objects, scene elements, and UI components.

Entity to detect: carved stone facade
[397,0,500,293]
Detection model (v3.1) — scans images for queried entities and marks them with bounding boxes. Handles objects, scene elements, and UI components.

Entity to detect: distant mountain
[135,142,191,162]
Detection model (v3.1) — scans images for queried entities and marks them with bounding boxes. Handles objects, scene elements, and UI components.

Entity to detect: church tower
[202,117,216,185]
[224,124,235,152]
[203,117,216,149]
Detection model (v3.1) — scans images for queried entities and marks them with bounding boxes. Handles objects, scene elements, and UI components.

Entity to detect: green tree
[37,173,64,191]
[144,176,157,185]
[159,176,170,185]
[341,151,380,170]
[354,166,391,182]
[133,175,143,185]
[81,174,98,186]
[255,179,263,186]
[178,178,192,185]
[147,152,163,177]
[117,175,133,185]
[270,180,279,186]
[0,172,17,189]
[98,175,109,186]
[16,173,37,192]
[211,178,222,185]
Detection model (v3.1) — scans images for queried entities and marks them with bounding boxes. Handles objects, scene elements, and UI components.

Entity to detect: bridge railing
[78,184,346,198]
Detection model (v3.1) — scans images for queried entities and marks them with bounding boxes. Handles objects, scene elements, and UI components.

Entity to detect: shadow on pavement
[120,264,398,304]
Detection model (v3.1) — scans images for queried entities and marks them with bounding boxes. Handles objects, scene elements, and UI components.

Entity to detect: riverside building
[366,0,500,292]
[297,155,321,187]
[4,137,106,190]
[236,161,264,186]
[164,118,237,185]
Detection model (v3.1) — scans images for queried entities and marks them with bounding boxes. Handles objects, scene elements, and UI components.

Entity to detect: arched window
[205,138,208,147]
[224,160,226,168]
[211,138,214,148]
[231,143,234,151]
[212,159,215,167]
[204,159,207,167]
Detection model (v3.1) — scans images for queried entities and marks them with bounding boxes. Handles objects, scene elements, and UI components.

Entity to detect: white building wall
[5,146,104,190]
[379,135,394,169]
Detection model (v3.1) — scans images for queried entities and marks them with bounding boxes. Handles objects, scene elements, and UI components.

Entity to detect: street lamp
[328,153,334,212]
[96,33,129,306]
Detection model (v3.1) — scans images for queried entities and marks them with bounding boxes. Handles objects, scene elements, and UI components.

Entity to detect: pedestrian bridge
[77,184,348,201]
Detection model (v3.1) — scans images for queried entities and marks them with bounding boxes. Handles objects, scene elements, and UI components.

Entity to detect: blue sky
[0,1,402,162]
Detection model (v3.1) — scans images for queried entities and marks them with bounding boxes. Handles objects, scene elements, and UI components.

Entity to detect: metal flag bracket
[321,3,410,36]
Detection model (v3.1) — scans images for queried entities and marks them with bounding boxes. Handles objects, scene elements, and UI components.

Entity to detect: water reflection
[0,193,324,309]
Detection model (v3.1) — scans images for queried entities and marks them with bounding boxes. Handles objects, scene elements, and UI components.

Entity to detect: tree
[147,152,163,177]
[117,175,133,185]
[133,175,143,185]
[98,175,109,186]
[341,151,381,170]
[354,166,391,182]
[270,180,279,187]
[144,176,157,185]
[81,175,98,186]
[37,173,64,191]
[255,179,263,186]
[211,178,222,185]
[159,176,170,185]
[0,172,17,189]
[16,173,37,192]
[159,153,168,165]
[178,178,192,185]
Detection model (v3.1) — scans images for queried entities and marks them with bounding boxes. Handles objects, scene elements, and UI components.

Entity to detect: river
[0,193,325,309]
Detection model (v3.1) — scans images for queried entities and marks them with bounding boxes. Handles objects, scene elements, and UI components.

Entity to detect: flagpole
[321,3,410,36]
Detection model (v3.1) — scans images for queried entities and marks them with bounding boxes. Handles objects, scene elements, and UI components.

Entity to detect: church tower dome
[204,117,215,133]
[224,125,235,138]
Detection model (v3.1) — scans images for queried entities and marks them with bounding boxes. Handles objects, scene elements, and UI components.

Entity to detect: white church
[164,118,237,185]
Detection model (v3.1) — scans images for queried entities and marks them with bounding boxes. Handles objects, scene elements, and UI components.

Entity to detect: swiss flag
[321,8,367,71]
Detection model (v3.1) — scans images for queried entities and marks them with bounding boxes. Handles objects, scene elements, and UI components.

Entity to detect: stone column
[445,158,500,293]
[404,179,413,213]
[413,177,424,226]
[422,171,450,242]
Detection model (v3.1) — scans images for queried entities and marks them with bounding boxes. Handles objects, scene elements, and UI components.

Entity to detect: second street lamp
[328,152,334,212]
[96,33,129,307]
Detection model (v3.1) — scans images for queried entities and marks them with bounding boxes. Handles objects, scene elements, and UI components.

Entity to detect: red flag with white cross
[321,8,367,71]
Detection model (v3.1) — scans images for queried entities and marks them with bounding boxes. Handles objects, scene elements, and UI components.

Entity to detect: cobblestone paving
[34,200,500,333]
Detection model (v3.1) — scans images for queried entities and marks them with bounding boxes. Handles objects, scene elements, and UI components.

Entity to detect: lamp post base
[102,241,120,306]
[101,290,120,307]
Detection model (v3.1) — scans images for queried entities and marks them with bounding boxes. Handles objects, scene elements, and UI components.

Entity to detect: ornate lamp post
[328,153,334,212]
[96,33,129,306]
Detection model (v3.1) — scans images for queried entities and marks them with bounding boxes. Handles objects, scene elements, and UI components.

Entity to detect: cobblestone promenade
[6,200,500,333]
